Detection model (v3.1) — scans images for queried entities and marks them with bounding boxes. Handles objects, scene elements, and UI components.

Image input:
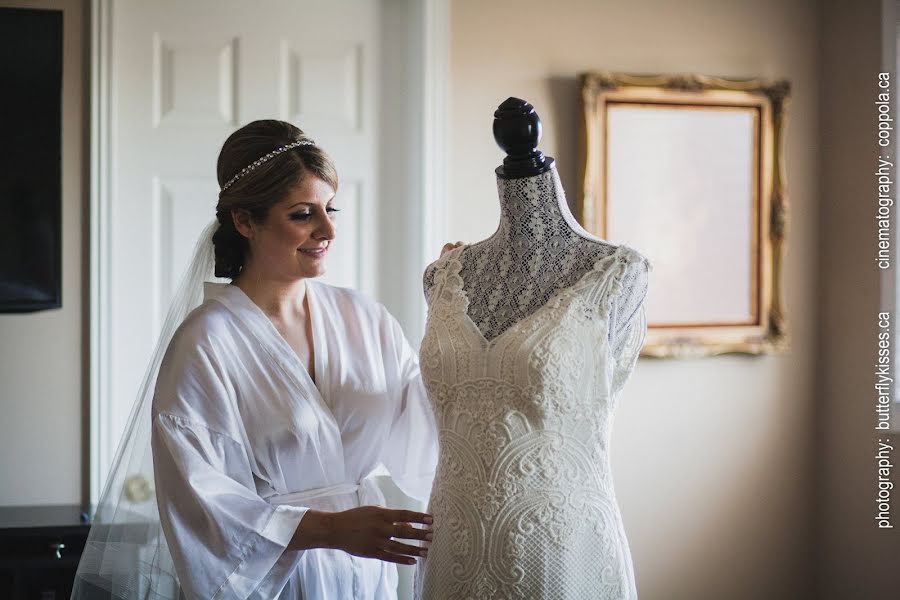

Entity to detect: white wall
[0,0,86,506]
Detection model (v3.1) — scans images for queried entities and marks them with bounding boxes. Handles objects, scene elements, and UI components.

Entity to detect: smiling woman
[234,176,339,281]
[72,120,440,600]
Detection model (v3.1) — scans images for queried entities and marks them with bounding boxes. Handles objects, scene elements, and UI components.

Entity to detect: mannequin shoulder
[613,246,651,308]
[590,244,651,311]
[423,244,465,292]
[616,244,653,276]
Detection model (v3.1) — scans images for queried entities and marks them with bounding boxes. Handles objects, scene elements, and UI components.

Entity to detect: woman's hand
[331,506,433,565]
[441,241,464,256]
[292,506,433,564]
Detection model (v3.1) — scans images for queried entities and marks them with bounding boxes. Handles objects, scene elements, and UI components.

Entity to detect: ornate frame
[577,71,791,357]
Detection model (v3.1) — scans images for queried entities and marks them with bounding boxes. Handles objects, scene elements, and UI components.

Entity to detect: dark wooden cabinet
[0,504,91,600]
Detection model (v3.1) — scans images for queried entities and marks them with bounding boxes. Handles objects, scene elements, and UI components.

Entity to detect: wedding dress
[414,165,650,599]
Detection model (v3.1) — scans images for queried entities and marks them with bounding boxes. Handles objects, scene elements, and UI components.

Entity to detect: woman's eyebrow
[287,199,334,210]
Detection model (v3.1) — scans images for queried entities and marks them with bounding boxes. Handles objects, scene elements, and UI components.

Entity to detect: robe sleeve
[378,308,439,502]
[151,336,308,600]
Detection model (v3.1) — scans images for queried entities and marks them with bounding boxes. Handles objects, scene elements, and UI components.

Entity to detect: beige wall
[0,0,86,506]
[449,0,820,598]
[818,0,900,597]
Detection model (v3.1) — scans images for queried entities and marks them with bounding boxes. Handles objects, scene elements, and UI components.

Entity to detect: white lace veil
[72,218,226,600]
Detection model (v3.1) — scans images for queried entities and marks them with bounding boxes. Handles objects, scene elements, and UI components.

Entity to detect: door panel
[109,0,378,470]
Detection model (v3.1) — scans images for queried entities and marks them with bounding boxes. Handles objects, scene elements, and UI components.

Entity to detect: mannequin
[414,98,651,599]
[423,97,650,357]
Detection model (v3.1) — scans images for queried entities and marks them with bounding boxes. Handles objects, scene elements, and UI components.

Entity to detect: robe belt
[266,475,384,508]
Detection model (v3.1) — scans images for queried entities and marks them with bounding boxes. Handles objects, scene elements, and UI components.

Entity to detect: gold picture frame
[577,71,791,357]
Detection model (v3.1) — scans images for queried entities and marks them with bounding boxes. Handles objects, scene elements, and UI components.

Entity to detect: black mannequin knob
[493,97,554,179]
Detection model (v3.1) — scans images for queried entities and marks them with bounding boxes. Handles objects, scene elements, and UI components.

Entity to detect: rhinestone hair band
[220,139,316,191]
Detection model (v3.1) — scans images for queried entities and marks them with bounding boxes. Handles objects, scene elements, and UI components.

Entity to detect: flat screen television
[0,7,63,312]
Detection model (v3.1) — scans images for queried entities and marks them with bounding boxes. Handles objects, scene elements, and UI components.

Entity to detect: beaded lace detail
[414,240,646,600]
[423,166,651,358]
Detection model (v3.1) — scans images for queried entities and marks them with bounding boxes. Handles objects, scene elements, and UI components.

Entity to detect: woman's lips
[299,247,327,258]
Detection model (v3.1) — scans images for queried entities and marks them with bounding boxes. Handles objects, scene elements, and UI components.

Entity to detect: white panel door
[107,0,378,484]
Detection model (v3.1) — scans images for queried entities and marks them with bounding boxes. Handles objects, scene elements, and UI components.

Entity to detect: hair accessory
[221,139,316,191]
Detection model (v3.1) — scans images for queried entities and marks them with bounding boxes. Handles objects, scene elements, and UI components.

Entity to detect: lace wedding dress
[414,169,650,600]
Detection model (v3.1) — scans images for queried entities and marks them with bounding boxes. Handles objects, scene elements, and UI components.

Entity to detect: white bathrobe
[151,280,438,600]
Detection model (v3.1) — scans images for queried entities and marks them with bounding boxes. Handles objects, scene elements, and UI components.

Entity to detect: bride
[72,119,455,600]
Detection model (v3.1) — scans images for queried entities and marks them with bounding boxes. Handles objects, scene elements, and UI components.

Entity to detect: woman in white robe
[152,279,436,599]
[148,120,440,599]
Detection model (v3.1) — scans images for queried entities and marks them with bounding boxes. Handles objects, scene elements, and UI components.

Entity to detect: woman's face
[237,175,337,282]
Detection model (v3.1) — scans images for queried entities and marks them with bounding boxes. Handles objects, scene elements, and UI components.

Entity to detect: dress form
[424,97,650,357]
[415,101,650,598]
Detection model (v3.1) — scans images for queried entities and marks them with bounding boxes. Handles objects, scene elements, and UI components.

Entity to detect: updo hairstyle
[213,119,338,278]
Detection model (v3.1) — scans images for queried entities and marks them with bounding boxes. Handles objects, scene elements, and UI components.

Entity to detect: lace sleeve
[609,255,650,356]
[423,261,439,304]
[609,255,650,396]
[611,304,648,396]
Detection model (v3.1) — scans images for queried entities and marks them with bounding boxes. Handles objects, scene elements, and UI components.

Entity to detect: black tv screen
[0,7,63,312]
